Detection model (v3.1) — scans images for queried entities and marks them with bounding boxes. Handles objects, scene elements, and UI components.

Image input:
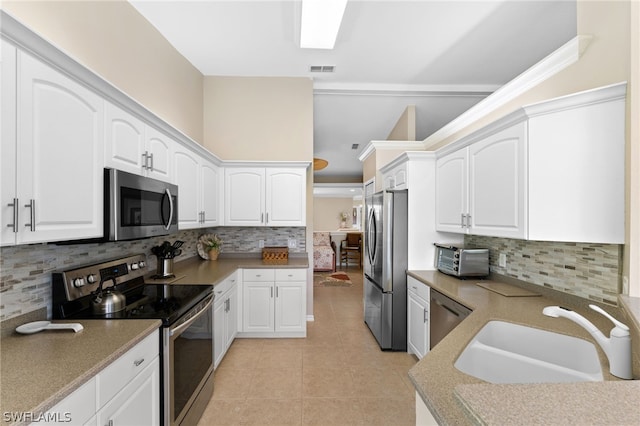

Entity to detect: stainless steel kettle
[92,277,126,314]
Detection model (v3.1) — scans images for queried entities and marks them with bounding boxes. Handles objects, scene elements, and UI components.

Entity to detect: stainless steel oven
[52,254,214,426]
[105,168,178,241]
[164,293,214,426]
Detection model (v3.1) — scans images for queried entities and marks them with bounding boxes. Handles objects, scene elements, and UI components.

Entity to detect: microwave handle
[164,188,174,230]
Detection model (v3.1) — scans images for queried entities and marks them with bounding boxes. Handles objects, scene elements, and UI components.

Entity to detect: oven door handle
[170,294,214,338]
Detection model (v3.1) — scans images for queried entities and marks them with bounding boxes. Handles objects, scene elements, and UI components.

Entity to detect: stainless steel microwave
[105,168,178,241]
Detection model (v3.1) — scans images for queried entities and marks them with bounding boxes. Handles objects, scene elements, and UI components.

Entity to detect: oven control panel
[54,254,148,301]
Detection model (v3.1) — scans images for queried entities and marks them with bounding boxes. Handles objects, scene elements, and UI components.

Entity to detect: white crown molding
[314,82,498,96]
[358,141,425,162]
[380,151,436,174]
[423,35,592,149]
[435,81,627,158]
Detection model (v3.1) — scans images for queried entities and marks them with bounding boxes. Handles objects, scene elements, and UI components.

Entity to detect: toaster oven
[434,244,489,277]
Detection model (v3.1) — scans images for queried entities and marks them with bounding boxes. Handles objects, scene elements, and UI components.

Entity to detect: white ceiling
[130,0,576,183]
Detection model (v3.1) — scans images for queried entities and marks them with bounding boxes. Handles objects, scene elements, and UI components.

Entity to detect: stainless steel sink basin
[454,321,603,384]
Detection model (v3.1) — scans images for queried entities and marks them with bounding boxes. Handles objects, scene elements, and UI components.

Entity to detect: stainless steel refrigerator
[364,189,408,351]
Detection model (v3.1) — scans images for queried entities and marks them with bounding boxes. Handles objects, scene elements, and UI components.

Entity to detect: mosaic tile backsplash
[465,235,622,305]
[0,227,306,321]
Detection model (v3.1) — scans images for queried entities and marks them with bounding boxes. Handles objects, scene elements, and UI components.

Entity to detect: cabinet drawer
[407,277,430,302]
[214,271,238,296]
[98,331,159,407]
[243,269,275,282]
[275,269,306,282]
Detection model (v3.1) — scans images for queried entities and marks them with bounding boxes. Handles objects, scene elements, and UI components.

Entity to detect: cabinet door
[174,147,201,229]
[275,282,305,333]
[145,126,173,182]
[225,168,265,226]
[96,357,160,426]
[1,40,17,246]
[17,51,104,244]
[407,291,429,359]
[201,160,222,227]
[104,102,145,175]
[213,297,226,369]
[435,149,468,233]
[468,123,526,238]
[225,284,238,347]
[265,168,306,226]
[243,281,274,332]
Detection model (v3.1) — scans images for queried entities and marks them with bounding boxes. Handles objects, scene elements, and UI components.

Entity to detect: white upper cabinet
[174,145,222,229]
[105,103,173,182]
[225,167,306,226]
[2,47,104,245]
[435,83,626,244]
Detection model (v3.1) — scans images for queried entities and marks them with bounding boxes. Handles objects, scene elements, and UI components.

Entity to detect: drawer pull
[133,358,145,367]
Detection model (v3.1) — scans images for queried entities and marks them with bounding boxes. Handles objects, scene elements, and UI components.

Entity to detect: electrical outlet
[258,239,265,248]
[288,238,297,248]
[498,253,507,268]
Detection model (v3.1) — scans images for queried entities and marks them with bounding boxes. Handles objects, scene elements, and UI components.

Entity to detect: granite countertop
[145,253,310,286]
[407,270,640,425]
[0,319,160,426]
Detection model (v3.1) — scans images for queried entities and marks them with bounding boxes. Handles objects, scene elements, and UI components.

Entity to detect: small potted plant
[202,234,222,260]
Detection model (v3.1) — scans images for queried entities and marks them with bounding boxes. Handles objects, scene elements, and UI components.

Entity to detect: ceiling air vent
[351,144,359,150]
[309,65,335,73]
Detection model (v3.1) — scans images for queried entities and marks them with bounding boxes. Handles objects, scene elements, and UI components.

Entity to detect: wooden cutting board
[476,282,540,297]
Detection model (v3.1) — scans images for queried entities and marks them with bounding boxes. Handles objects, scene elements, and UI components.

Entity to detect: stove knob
[130,262,140,271]
[138,260,146,269]
[87,274,97,284]
[73,277,85,288]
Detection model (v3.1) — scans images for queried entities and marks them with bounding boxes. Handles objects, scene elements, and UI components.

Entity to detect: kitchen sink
[454,321,603,384]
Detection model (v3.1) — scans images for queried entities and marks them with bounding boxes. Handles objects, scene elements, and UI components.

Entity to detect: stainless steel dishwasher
[430,289,472,349]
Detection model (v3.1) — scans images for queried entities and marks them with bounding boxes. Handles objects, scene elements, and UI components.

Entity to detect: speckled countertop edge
[0,319,160,426]
[406,270,640,425]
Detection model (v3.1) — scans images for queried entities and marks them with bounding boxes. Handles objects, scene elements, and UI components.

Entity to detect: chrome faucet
[542,304,632,380]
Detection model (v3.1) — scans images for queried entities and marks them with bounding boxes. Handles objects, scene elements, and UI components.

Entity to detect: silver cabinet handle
[261,213,264,223]
[423,308,428,323]
[7,198,18,233]
[106,420,113,426]
[270,287,273,298]
[276,286,279,298]
[266,212,269,224]
[133,358,145,367]
[466,214,471,228]
[142,151,149,170]
[148,152,154,171]
[24,199,35,231]
[461,213,465,228]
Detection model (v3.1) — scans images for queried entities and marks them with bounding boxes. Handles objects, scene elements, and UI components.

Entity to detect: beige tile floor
[198,266,418,425]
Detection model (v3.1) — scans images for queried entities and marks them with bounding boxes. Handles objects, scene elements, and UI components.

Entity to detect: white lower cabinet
[214,272,238,369]
[95,356,160,426]
[240,268,306,337]
[407,276,430,359]
[33,332,160,426]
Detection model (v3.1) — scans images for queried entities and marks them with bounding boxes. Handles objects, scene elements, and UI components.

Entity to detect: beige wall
[2,0,204,143]
[387,105,416,140]
[313,197,358,231]
[203,76,314,161]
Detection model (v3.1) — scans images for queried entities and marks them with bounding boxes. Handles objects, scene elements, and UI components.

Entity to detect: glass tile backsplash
[0,227,306,321]
[465,235,622,305]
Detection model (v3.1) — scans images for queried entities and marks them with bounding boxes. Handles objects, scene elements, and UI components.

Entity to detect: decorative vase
[208,249,219,260]
[341,221,346,228]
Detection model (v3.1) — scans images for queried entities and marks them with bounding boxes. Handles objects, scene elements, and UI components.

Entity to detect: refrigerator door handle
[366,207,376,266]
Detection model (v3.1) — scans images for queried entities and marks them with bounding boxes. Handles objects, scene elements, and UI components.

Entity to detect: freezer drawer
[364,277,392,349]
